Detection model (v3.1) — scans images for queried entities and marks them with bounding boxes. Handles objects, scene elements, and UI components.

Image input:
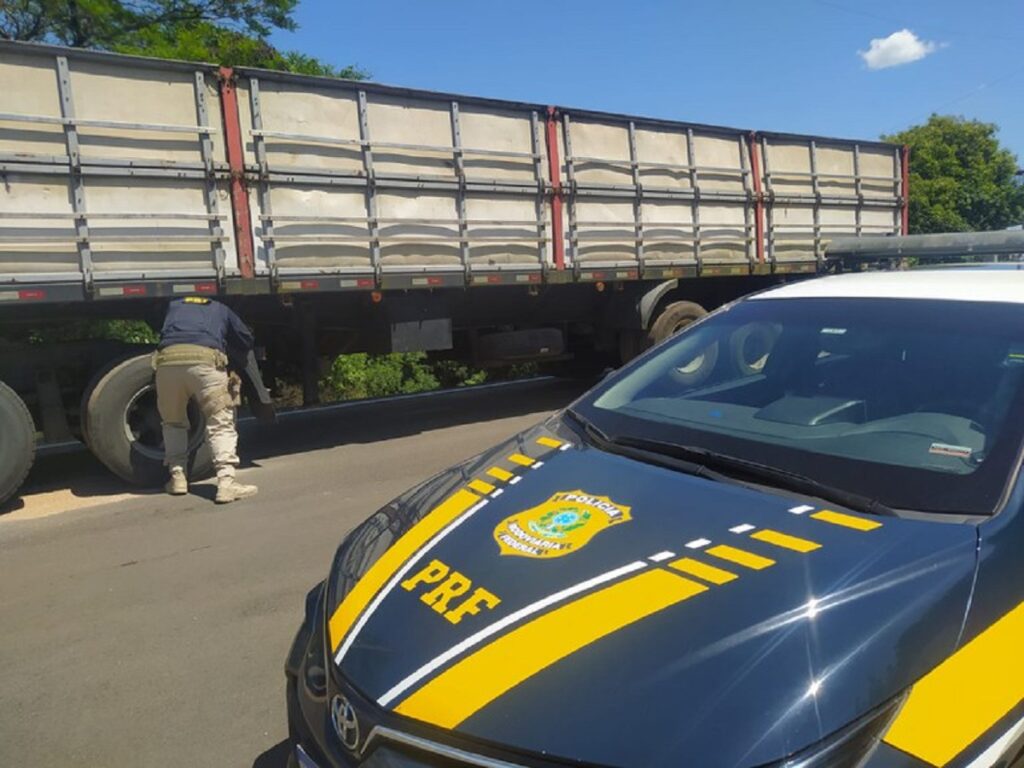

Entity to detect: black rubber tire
[0,381,35,508]
[647,300,708,347]
[82,354,213,487]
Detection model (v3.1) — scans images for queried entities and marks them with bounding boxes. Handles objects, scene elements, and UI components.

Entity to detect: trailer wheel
[0,381,35,508]
[648,300,707,346]
[82,354,213,487]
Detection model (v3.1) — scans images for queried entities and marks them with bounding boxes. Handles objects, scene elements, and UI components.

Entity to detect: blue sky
[271,0,1023,160]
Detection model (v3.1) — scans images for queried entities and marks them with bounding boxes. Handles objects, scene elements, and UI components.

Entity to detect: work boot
[215,477,258,504]
[165,467,188,495]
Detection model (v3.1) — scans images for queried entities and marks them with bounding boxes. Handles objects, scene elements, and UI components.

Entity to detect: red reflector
[527,274,541,283]
[122,285,147,296]
[195,282,216,293]
[487,275,502,284]
[426,276,443,286]
[18,289,45,300]
[356,278,374,288]
[591,271,606,279]
[300,280,320,290]
[627,270,638,279]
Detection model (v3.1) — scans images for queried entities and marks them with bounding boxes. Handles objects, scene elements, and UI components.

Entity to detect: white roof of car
[753,268,1024,304]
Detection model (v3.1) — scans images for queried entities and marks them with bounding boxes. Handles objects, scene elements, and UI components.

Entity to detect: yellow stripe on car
[486,466,514,482]
[508,453,535,467]
[811,509,882,532]
[883,601,1024,767]
[705,544,775,570]
[328,488,482,653]
[668,557,738,585]
[750,529,821,553]
[536,436,563,449]
[394,569,707,728]
[468,479,495,495]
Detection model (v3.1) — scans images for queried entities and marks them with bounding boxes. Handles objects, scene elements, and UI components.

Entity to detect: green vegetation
[318,353,533,403]
[21,319,158,345]
[0,0,363,77]
[322,353,440,401]
[885,115,1024,234]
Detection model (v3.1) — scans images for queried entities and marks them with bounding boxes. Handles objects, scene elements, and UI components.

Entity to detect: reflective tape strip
[965,713,1024,768]
[468,479,495,495]
[508,453,534,467]
[536,436,563,449]
[328,489,481,654]
[668,557,738,585]
[378,560,648,707]
[486,467,514,482]
[811,510,882,531]
[705,544,775,570]
[750,529,821,553]
[883,601,1024,767]
[394,570,707,728]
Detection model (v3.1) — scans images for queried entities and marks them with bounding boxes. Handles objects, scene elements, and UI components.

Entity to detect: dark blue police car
[286,267,1024,768]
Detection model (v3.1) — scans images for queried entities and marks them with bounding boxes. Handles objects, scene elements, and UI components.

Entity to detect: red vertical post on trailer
[218,67,256,280]
[545,107,566,271]
[900,144,911,235]
[748,132,766,264]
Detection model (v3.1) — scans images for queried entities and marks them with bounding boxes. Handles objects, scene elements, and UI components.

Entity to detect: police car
[286,256,1024,768]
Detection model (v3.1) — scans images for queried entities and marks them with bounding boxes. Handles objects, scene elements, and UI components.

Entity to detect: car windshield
[574,296,1024,515]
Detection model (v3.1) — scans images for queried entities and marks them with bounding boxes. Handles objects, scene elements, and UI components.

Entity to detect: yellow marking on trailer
[536,436,563,449]
[508,453,535,467]
[750,529,821,553]
[883,600,1024,766]
[705,544,775,570]
[328,488,481,652]
[811,509,882,531]
[468,479,496,495]
[394,569,706,728]
[667,557,738,585]
[486,466,514,482]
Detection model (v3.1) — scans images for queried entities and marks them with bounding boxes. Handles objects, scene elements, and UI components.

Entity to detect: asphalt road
[0,379,586,768]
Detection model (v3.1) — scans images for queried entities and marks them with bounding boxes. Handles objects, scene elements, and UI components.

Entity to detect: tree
[112,21,366,77]
[884,115,1024,234]
[0,0,364,78]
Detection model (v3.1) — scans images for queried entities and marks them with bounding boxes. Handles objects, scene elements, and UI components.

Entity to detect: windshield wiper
[612,434,897,517]
[565,409,895,518]
[566,409,733,485]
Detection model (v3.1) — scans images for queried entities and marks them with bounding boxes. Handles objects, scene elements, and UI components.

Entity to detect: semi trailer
[0,40,908,507]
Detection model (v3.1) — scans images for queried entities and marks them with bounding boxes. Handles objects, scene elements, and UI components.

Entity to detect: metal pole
[217,67,256,280]
[55,55,93,290]
[194,70,225,280]
[545,107,566,271]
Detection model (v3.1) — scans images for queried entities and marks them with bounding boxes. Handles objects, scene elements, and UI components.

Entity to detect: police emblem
[493,490,632,559]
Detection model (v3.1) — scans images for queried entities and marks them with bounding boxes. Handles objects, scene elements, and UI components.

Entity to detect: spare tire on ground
[0,380,35,508]
[82,354,213,487]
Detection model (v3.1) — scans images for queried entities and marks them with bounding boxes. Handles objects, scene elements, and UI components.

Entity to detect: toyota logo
[330,694,360,752]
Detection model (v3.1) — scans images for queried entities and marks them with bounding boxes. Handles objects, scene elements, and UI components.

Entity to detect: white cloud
[858,29,940,70]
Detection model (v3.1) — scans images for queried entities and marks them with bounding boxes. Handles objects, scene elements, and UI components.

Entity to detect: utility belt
[152,344,228,370]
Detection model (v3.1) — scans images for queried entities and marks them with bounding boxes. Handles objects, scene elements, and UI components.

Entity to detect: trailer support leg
[36,368,73,442]
[300,305,320,407]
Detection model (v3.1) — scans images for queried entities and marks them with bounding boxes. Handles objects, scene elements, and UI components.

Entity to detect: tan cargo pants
[155,354,239,480]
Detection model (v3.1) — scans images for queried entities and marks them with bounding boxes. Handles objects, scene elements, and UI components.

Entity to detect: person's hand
[227,371,243,406]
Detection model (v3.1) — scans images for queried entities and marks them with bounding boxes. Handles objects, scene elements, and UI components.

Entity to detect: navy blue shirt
[158,298,254,363]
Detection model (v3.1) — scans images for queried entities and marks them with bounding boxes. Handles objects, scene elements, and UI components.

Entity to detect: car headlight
[326,460,477,613]
[327,503,404,613]
[774,693,908,768]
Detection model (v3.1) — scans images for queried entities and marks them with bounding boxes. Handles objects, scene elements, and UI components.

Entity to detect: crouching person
[154,296,258,503]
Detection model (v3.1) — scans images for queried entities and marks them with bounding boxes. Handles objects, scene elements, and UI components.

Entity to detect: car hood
[330,420,978,767]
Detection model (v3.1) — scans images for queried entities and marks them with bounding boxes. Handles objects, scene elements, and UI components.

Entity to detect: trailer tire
[0,381,35,508]
[647,300,707,346]
[82,354,213,487]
